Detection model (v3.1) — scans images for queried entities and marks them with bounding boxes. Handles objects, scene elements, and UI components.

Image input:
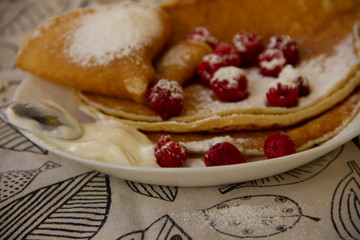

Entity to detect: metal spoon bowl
[0,100,83,140]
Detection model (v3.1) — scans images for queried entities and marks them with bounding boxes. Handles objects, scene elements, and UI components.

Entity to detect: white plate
[12,75,360,187]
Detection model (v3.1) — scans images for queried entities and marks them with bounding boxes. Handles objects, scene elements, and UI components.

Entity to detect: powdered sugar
[205,204,287,228]
[65,3,163,67]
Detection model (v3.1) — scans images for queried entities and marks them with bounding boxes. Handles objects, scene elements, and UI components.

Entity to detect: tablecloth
[1,0,360,239]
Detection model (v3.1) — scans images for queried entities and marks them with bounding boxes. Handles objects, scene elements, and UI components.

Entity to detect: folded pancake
[15,0,360,158]
[155,39,212,85]
[78,86,360,156]
[145,87,360,155]
[77,0,360,132]
[16,2,171,103]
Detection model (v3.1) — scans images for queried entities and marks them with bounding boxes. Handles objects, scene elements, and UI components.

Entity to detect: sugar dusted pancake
[145,87,360,155]
[15,0,360,159]
[155,39,212,85]
[16,2,171,103]
[77,0,360,132]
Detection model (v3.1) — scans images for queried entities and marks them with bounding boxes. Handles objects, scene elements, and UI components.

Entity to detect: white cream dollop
[41,122,159,167]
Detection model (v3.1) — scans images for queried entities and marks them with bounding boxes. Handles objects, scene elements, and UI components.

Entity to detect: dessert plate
[12,75,360,187]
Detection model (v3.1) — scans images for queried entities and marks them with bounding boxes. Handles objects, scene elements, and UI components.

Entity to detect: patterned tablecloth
[1,1,360,239]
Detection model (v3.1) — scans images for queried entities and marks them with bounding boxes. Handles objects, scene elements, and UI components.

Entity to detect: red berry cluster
[214,42,242,67]
[196,30,265,88]
[258,35,299,77]
[147,27,309,119]
[268,35,299,65]
[197,53,226,86]
[154,135,247,168]
[195,30,259,102]
[192,27,310,107]
[154,131,298,167]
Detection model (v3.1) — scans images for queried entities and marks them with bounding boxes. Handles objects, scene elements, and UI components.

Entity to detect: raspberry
[204,142,246,167]
[147,79,184,120]
[264,132,296,159]
[187,26,219,48]
[197,53,226,85]
[155,134,173,147]
[210,66,248,102]
[295,76,310,97]
[268,35,299,65]
[232,31,264,66]
[258,49,287,77]
[266,82,299,107]
[278,64,311,97]
[214,42,241,67]
[154,135,188,167]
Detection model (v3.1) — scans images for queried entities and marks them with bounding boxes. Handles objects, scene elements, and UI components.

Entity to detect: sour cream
[39,122,159,167]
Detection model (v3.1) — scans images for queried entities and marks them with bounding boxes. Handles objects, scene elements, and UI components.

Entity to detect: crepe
[16,2,171,103]
[145,87,360,155]
[77,0,360,132]
[155,39,212,85]
[15,0,360,158]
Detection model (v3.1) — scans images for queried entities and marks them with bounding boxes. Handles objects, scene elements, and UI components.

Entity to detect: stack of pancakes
[16,0,360,156]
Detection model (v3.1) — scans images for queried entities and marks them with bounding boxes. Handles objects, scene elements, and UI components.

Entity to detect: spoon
[0,100,83,140]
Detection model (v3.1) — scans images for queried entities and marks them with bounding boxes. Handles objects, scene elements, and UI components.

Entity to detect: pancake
[16,2,171,103]
[155,39,213,85]
[145,87,360,155]
[15,0,360,160]
[77,0,360,132]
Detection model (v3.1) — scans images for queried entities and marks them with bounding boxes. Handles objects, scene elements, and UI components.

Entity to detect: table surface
[0,0,360,239]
